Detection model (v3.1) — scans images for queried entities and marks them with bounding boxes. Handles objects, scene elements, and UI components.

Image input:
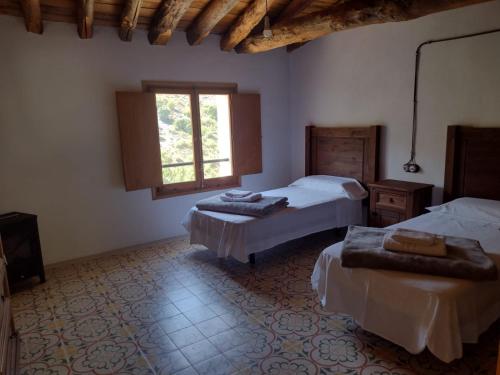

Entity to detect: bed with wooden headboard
[305,125,381,186]
[184,125,382,264]
[444,125,500,202]
[312,124,500,364]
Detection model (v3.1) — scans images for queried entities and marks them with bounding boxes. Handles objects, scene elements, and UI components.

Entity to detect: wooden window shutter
[230,93,262,176]
[115,92,163,191]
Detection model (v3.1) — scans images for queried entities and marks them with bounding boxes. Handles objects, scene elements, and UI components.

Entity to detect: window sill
[151,177,241,200]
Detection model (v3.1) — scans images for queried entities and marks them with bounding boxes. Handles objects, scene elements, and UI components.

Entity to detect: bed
[312,125,500,363]
[182,125,381,263]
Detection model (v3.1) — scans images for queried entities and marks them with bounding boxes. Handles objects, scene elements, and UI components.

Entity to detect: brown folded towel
[341,226,498,281]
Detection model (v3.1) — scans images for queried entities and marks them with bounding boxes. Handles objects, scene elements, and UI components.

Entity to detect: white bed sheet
[311,211,500,363]
[182,186,362,263]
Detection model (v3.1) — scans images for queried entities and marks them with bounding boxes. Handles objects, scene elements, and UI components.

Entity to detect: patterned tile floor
[12,231,499,374]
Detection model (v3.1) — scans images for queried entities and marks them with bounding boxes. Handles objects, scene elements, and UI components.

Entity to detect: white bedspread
[311,211,500,363]
[182,186,362,263]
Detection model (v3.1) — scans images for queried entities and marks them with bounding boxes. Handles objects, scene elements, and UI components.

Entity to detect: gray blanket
[340,226,498,281]
[196,195,288,217]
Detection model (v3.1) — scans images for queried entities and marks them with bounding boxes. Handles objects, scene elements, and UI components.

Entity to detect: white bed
[183,125,381,263]
[183,176,365,263]
[312,197,500,363]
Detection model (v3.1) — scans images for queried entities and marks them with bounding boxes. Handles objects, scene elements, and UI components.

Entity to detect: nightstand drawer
[370,209,403,228]
[374,191,407,211]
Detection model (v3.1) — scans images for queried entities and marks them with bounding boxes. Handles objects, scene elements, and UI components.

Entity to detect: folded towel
[196,195,288,217]
[391,228,438,246]
[341,225,498,281]
[225,190,252,198]
[220,193,262,202]
[383,232,447,257]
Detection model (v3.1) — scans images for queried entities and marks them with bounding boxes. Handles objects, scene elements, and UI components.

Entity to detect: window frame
[142,81,240,199]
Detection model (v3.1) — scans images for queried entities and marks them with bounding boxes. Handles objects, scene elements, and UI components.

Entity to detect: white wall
[289,1,500,203]
[2,1,500,264]
[0,16,291,264]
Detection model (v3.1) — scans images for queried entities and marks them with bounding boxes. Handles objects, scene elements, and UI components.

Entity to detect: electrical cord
[404,27,500,173]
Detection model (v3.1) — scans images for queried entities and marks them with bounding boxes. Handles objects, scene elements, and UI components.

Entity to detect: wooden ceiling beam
[119,0,143,41]
[274,0,310,25]
[148,0,194,45]
[220,0,279,51]
[236,0,495,54]
[186,0,240,45]
[77,0,95,39]
[19,0,43,34]
[220,0,274,51]
[274,0,316,53]
[286,42,305,52]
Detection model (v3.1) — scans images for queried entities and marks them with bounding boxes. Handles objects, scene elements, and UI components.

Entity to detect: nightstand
[0,212,45,286]
[368,180,433,227]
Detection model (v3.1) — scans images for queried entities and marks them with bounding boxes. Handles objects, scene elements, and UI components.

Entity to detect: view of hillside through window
[200,94,232,180]
[155,93,233,185]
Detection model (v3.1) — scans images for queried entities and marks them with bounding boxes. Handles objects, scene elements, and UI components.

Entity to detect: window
[149,83,239,198]
[115,82,262,199]
[155,91,234,184]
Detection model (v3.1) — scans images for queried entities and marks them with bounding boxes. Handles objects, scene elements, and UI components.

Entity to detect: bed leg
[249,254,256,265]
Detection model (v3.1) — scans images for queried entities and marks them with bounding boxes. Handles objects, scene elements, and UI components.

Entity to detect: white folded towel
[220,193,262,202]
[225,190,253,198]
[391,228,438,246]
[383,230,447,257]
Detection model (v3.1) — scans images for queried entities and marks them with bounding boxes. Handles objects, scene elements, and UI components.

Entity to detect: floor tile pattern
[12,231,499,374]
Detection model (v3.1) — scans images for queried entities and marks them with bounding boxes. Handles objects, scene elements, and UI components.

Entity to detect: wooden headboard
[305,125,381,186]
[444,126,500,202]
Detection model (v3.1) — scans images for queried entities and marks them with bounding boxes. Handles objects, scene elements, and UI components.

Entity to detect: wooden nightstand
[368,180,433,227]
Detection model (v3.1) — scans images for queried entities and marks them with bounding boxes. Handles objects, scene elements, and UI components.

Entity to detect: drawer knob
[389,198,394,203]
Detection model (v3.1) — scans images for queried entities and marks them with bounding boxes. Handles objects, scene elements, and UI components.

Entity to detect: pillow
[427,197,500,224]
[289,175,368,200]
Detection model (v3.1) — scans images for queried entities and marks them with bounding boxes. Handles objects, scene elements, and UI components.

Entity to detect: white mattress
[182,186,363,263]
[311,211,500,363]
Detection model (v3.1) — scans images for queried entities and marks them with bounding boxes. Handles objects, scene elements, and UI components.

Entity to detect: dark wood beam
[236,0,495,54]
[274,0,316,53]
[220,0,274,51]
[186,0,239,45]
[148,0,194,45]
[274,0,310,25]
[77,0,95,39]
[119,0,143,41]
[19,0,42,34]
[286,42,306,52]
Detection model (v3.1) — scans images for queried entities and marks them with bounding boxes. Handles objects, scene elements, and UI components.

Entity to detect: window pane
[203,160,232,180]
[199,94,233,179]
[162,165,195,184]
[155,94,196,184]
